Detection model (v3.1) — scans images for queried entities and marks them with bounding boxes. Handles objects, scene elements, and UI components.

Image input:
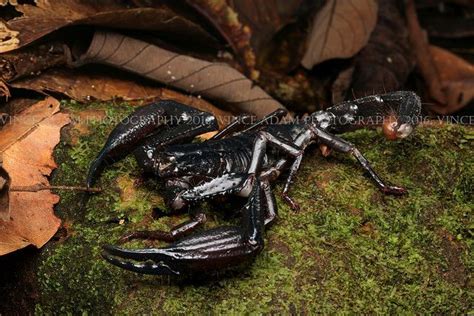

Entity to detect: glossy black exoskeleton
[88,91,421,275]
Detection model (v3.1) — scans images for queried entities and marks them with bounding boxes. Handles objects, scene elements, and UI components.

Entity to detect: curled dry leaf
[0,97,69,255]
[0,20,19,53]
[301,0,378,69]
[73,31,286,118]
[0,0,216,53]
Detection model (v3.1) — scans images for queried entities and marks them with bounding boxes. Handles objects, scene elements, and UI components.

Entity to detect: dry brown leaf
[0,21,19,53]
[0,97,69,255]
[0,0,216,53]
[10,68,233,128]
[73,31,286,118]
[301,0,378,69]
[0,42,68,83]
[11,68,165,103]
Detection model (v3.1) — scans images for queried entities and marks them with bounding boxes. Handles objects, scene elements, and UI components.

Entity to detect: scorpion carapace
[88,91,421,275]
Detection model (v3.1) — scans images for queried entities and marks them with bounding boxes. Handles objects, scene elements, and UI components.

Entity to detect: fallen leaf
[10,67,233,128]
[0,20,19,53]
[0,0,216,53]
[0,97,69,255]
[301,0,378,69]
[10,67,165,103]
[73,31,287,118]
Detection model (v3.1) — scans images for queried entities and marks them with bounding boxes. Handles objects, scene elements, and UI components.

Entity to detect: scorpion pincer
[87,91,421,275]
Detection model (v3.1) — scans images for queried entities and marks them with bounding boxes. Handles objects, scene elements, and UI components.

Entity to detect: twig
[10,185,102,193]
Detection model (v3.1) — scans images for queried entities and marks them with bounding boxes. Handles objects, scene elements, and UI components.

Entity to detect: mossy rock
[36,101,473,314]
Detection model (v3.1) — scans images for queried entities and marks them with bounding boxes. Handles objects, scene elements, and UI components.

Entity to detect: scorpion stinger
[87,100,219,187]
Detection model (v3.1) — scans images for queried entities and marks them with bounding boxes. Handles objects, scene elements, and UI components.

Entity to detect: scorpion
[87,91,421,275]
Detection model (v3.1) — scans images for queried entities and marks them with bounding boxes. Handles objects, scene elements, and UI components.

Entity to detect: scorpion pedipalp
[87,100,219,188]
[102,179,267,275]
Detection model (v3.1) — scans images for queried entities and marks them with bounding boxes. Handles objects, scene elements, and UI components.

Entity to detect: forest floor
[8,101,472,314]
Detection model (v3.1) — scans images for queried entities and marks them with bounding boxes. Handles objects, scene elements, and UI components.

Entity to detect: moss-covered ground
[36,101,473,314]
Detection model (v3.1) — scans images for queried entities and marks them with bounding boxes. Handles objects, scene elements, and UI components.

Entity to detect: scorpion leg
[281,154,304,210]
[262,180,278,226]
[260,128,315,211]
[87,100,218,187]
[102,179,266,275]
[118,213,207,243]
[312,127,407,195]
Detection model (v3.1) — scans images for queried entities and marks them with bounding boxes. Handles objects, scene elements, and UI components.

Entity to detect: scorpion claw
[87,100,218,187]
[102,226,261,275]
[102,245,180,275]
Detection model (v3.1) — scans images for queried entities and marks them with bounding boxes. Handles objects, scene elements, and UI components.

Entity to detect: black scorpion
[87,91,421,275]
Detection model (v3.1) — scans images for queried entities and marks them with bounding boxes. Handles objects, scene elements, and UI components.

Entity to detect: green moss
[36,101,473,314]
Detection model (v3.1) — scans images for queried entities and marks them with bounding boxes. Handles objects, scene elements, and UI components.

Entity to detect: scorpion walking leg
[262,180,277,226]
[102,180,267,275]
[281,154,304,210]
[248,131,301,174]
[260,129,315,210]
[312,127,407,195]
[118,213,207,243]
